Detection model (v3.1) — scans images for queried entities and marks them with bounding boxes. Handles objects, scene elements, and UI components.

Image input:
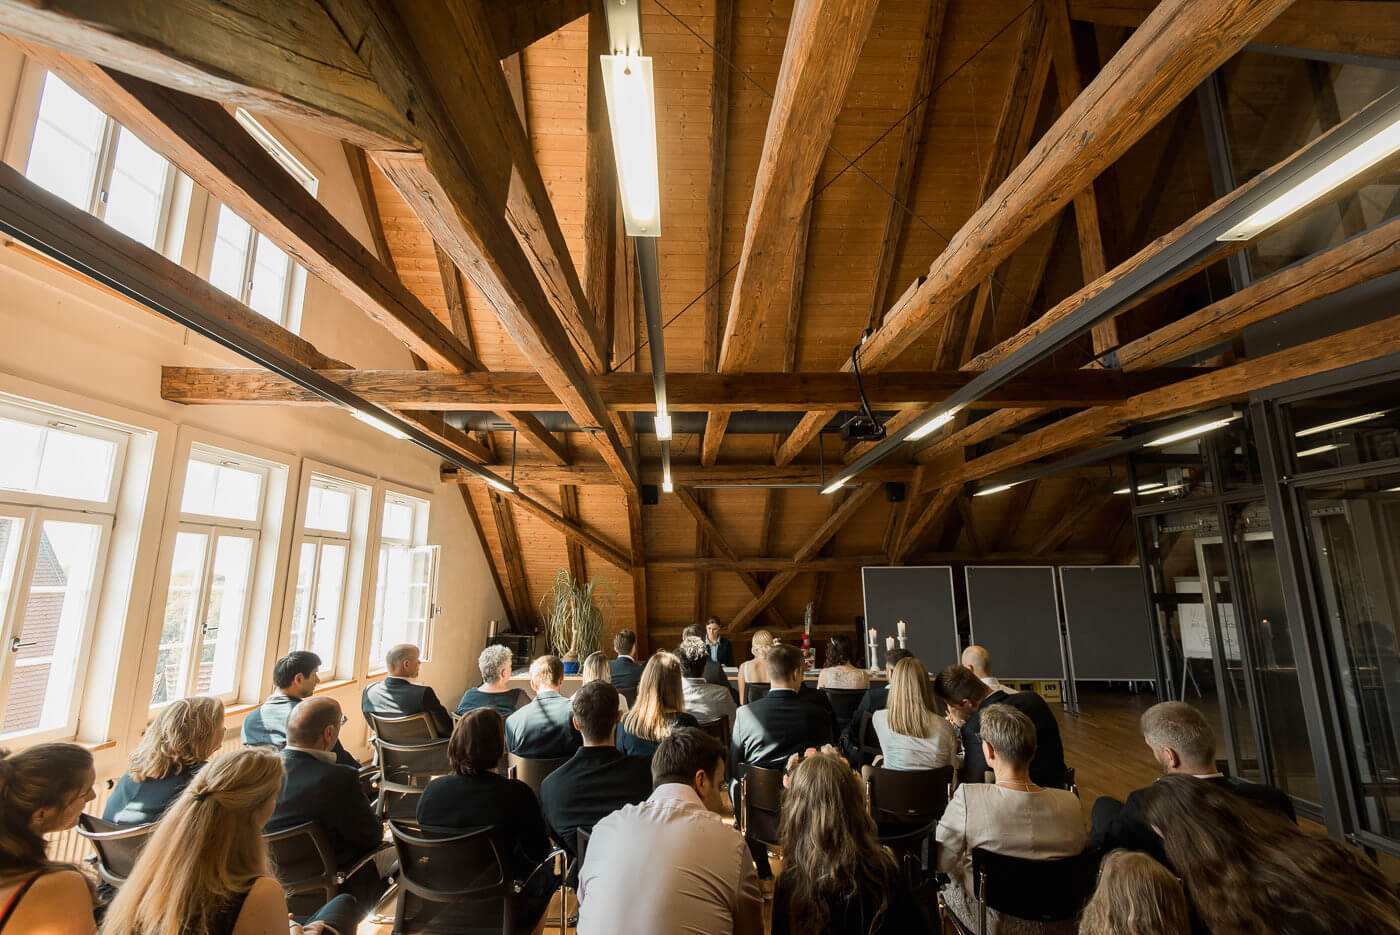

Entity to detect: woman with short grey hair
[455,644,530,718]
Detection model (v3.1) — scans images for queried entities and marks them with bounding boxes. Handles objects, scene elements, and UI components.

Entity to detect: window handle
[201,623,219,636]
[8,636,36,653]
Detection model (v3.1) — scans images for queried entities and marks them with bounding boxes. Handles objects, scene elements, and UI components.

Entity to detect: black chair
[507,753,571,800]
[965,847,1102,935]
[389,819,564,935]
[823,688,867,736]
[864,764,953,891]
[1063,766,1078,797]
[76,815,156,888]
[696,716,731,749]
[738,764,785,861]
[742,681,770,705]
[369,712,441,744]
[264,821,390,920]
[854,710,883,767]
[377,738,451,820]
[619,686,638,708]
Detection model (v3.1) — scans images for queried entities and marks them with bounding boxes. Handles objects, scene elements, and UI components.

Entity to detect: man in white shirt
[677,635,738,727]
[578,727,763,935]
[961,644,1009,694]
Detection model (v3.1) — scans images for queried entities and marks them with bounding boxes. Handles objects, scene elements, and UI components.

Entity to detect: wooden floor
[358,686,1161,934]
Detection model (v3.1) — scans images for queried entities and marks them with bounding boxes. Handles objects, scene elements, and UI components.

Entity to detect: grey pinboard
[1059,565,1157,680]
[860,566,959,671]
[964,566,1067,681]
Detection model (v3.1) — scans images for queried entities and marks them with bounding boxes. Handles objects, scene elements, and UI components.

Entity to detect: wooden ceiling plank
[674,487,787,628]
[486,0,589,58]
[583,2,617,367]
[343,142,397,272]
[1033,482,1111,555]
[510,490,631,571]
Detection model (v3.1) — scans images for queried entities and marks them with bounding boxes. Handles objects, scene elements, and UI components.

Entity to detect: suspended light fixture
[907,409,959,442]
[1297,443,1342,458]
[348,407,410,440]
[1146,415,1238,448]
[973,482,1019,497]
[601,53,661,237]
[1295,409,1390,437]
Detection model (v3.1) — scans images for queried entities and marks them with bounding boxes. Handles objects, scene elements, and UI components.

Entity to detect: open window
[368,491,438,671]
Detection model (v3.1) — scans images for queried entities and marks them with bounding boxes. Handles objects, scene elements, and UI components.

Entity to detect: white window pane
[306,482,350,533]
[180,459,218,516]
[197,535,252,696]
[0,418,43,493]
[369,544,390,667]
[311,542,346,670]
[0,516,26,625]
[103,128,168,247]
[211,464,261,521]
[209,205,251,300]
[36,427,116,502]
[288,541,316,652]
[382,501,413,541]
[246,234,290,322]
[150,531,207,706]
[2,520,104,736]
[26,73,105,210]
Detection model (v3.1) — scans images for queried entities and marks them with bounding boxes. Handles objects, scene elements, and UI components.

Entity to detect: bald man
[961,645,1009,694]
[267,697,390,915]
[361,643,453,737]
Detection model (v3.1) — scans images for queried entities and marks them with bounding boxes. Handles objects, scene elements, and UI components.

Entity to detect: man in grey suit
[361,643,453,737]
[607,629,644,697]
[505,655,582,758]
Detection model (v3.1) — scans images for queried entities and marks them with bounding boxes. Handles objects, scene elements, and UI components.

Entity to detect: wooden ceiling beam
[583,1,616,365]
[625,490,648,650]
[458,486,517,630]
[673,487,787,629]
[488,489,534,627]
[650,555,888,573]
[559,483,587,583]
[485,0,589,58]
[444,461,916,488]
[703,0,737,377]
[1032,481,1111,555]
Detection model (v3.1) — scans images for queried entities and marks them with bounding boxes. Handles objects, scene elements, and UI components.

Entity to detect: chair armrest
[514,847,567,894]
[336,843,393,885]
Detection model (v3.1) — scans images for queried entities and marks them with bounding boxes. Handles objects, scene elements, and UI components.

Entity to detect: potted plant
[539,568,607,674]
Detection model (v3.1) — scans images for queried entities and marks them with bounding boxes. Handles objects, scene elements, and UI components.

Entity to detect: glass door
[1195,535,1262,779]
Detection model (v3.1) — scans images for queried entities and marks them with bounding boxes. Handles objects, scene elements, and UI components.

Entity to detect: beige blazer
[935,783,1087,896]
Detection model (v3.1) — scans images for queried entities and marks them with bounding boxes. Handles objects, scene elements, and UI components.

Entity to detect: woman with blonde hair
[616,652,697,756]
[0,743,97,935]
[772,751,930,934]
[580,651,628,713]
[737,629,774,702]
[102,747,354,935]
[104,695,225,826]
[1079,850,1188,935]
[871,657,958,771]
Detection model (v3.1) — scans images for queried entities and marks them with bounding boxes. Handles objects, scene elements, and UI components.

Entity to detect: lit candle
[897,619,907,636]
[886,636,894,651]
[868,627,876,641]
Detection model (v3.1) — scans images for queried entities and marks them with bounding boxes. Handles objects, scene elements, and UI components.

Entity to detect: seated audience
[578,728,762,935]
[704,616,736,666]
[417,709,557,935]
[815,634,869,690]
[456,644,530,718]
[1091,702,1293,867]
[361,643,452,737]
[677,635,738,727]
[684,624,739,702]
[1142,775,1400,934]
[607,629,644,697]
[961,644,1009,694]
[265,697,391,914]
[871,657,958,771]
[105,695,224,825]
[0,744,97,935]
[730,643,834,880]
[505,655,582,758]
[936,705,1086,930]
[242,651,357,766]
[772,751,931,935]
[840,648,910,755]
[1079,849,1190,935]
[581,650,628,713]
[617,652,699,756]
[539,681,652,863]
[737,628,774,702]
[104,747,355,935]
[934,664,1067,788]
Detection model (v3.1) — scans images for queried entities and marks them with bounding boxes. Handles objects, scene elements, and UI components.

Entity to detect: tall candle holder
[866,629,879,674]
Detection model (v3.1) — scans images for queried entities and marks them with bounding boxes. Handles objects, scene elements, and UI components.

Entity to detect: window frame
[366,485,437,673]
[0,397,131,514]
[202,202,309,332]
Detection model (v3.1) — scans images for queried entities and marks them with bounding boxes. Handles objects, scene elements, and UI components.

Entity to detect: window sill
[313,678,356,696]
[80,739,117,753]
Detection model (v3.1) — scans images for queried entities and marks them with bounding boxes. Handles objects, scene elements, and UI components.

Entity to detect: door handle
[8,636,36,653]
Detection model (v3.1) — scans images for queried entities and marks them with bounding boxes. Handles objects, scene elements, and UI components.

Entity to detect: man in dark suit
[730,643,833,879]
[682,624,739,704]
[505,655,582,758]
[243,651,357,766]
[607,629,644,698]
[934,664,1067,789]
[361,643,453,737]
[539,680,652,869]
[704,617,736,667]
[840,648,910,762]
[1091,700,1295,865]
[266,696,392,915]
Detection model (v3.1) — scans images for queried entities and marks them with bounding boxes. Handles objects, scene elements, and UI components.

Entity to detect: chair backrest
[264,822,339,911]
[972,847,1102,923]
[824,688,867,722]
[742,681,770,705]
[507,753,571,799]
[619,686,638,708]
[856,710,882,764]
[389,820,513,934]
[378,738,451,787]
[696,717,730,749]
[76,814,157,887]
[741,764,785,846]
[864,764,954,824]
[369,712,439,744]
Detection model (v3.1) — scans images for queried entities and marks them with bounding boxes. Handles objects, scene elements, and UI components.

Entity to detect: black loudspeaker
[642,484,659,505]
[885,482,906,503]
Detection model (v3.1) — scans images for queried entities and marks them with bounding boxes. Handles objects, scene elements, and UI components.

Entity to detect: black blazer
[959,690,1067,788]
[417,772,552,879]
[615,712,699,757]
[840,685,890,746]
[455,686,530,718]
[706,637,736,667]
[266,749,383,871]
[505,690,582,758]
[608,656,644,694]
[1091,774,1296,865]
[103,766,200,825]
[241,693,358,767]
[538,746,653,857]
[362,676,453,737]
[731,688,834,772]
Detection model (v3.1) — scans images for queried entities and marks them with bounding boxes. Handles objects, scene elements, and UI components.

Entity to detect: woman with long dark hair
[616,652,697,756]
[816,634,869,690]
[0,743,97,934]
[1141,775,1400,934]
[772,751,930,934]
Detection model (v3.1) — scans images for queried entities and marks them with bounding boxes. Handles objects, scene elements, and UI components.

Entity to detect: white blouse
[872,709,960,771]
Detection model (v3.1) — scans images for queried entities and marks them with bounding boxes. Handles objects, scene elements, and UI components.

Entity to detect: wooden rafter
[1032,481,1110,555]
[489,489,533,626]
[583,1,616,360]
[895,485,960,560]
[457,485,516,630]
[507,490,631,571]
[673,487,786,628]
[559,484,587,583]
[486,0,588,58]
[703,0,737,376]
[443,461,915,488]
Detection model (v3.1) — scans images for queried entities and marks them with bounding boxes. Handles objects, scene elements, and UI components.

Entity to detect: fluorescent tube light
[349,409,409,440]
[1295,409,1390,437]
[654,412,672,441]
[1147,417,1236,447]
[1114,482,1183,495]
[1219,115,1400,241]
[487,477,514,494]
[974,482,1018,497]
[908,410,956,442]
[821,478,848,495]
[662,470,674,493]
[1296,443,1341,458]
[600,54,661,236]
